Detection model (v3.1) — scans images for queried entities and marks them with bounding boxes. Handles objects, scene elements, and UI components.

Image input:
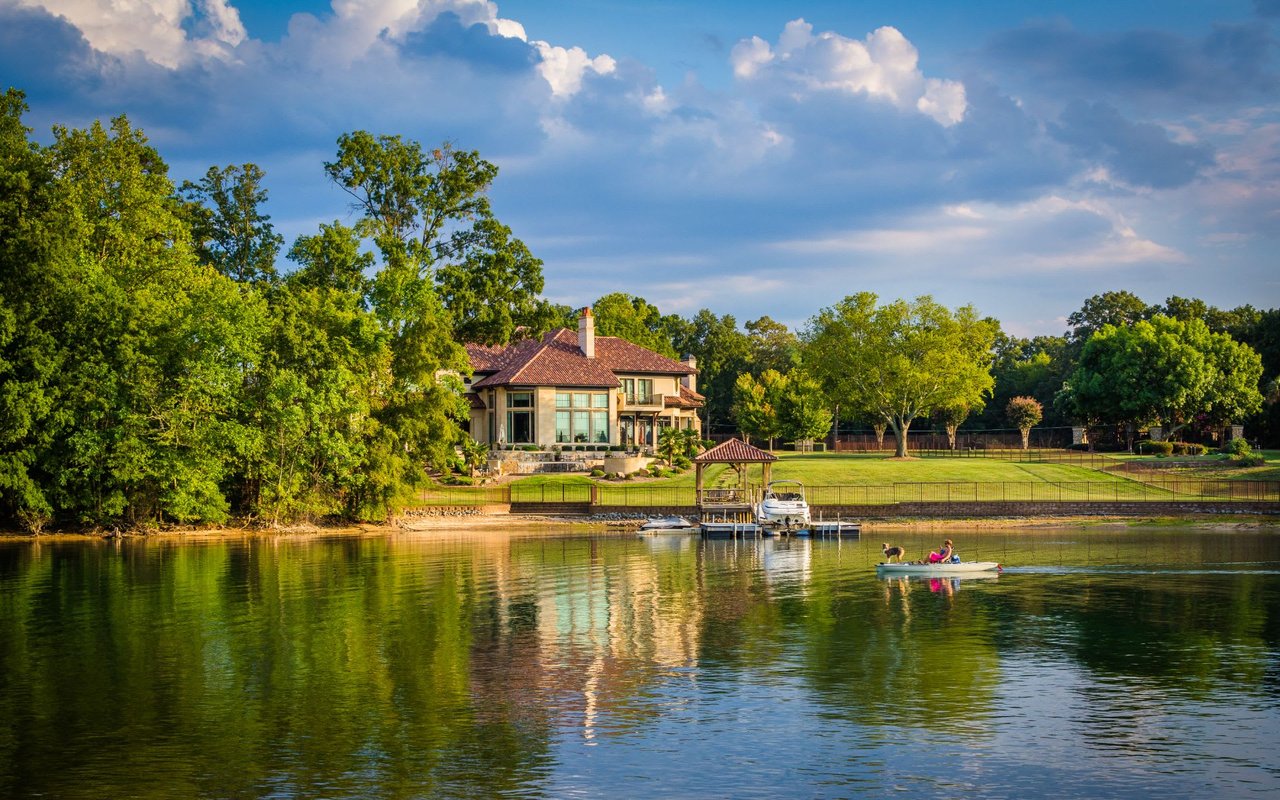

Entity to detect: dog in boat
[882,543,906,563]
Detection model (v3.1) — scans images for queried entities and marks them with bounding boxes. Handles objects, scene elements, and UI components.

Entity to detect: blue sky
[2,1,1277,336]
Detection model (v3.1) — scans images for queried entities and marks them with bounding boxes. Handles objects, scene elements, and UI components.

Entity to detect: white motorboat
[875,561,1002,575]
[755,480,811,530]
[638,515,697,532]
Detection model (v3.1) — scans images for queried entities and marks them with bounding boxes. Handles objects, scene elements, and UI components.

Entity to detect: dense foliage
[0,90,532,530]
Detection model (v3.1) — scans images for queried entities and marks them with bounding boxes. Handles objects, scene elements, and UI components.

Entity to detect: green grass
[415,450,1280,507]
[764,452,1129,485]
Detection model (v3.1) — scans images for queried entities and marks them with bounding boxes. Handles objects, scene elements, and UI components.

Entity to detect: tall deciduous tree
[778,371,833,446]
[804,293,996,458]
[323,133,502,512]
[1067,290,1154,343]
[180,163,284,283]
[324,134,547,346]
[10,112,267,527]
[745,316,800,376]
[591,292,678,356]
[671,309,750,437]
[732,370,783,448]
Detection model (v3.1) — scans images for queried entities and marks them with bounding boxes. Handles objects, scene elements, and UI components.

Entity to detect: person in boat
[917,539,954,564]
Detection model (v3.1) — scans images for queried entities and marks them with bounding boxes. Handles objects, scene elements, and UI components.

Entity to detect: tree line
[2,90,1276,531]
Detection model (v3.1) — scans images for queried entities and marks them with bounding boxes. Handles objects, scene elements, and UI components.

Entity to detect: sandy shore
[4,511,1276,540]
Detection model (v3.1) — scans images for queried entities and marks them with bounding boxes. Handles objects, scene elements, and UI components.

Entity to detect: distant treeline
[1,89,1276,531]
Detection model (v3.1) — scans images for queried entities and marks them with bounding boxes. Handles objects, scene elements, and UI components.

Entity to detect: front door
[620,415,635,446]
[640,416,654,446]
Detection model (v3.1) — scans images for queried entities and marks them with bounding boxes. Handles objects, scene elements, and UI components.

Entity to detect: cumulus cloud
[8,0,245,67]
[730,19,967,126]
[532,42,616,98]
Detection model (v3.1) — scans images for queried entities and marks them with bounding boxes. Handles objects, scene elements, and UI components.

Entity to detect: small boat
[638,515,696,532]
[875,561,1002,575]
[755,480,811,530]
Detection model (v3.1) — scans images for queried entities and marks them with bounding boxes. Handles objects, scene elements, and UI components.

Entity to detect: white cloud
[731,19,967,126]
[531,41,616,98]
[772,195,1182,274]
[15,0,245,67]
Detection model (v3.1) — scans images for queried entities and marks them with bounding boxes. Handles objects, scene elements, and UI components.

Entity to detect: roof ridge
[502,339,557,384]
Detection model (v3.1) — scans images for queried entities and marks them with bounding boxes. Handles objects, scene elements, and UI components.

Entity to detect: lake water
[1,526,1278,799]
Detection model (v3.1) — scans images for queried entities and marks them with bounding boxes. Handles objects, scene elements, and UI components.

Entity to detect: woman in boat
[923,539,954,564]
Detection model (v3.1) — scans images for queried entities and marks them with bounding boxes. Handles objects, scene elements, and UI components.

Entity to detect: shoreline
[3,511,1277,541]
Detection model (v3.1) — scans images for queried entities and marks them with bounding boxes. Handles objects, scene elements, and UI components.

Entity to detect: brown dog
[882,543,906,563]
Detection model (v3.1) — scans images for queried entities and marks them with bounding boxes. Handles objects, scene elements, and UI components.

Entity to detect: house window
[506,392,534,443]
[622,378,654,404]
[554,392,610,442]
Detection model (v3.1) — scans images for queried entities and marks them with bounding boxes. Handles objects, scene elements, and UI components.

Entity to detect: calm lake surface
[1,526,1278,799]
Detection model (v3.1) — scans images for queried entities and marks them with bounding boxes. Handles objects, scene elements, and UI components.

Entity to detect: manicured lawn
[417,450,1279,507]
[764,452,1129,485]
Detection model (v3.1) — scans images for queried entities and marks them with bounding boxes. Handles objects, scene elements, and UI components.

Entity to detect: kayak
[875,561,1002,575]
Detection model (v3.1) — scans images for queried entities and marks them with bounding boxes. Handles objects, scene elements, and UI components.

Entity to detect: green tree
[778,371,833,446]
[244,282,389,524]
[179,163,284,283]
[591,292,677,356]
[1067,290,1154,343]
[1060,315,1263,445]
[1006,396,1044,450]
[745,316,800,376]
[287,221,374,296]
[804,293,996,458]
[436,215,558,344]
[323,133,486,514]
[671,309,750,437]
[732,370,784,448]
[325,134,546,347]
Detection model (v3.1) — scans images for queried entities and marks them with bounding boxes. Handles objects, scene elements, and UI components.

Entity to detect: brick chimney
[681,354,697,394]
[578,307,595,358]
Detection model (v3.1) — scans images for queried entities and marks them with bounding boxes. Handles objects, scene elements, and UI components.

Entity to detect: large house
[464,308,703,448]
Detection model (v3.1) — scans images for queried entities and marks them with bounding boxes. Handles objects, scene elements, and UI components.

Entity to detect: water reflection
[0,528,1277,798]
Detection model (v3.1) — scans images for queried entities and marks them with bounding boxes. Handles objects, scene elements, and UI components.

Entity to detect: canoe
[875,561,1002,575]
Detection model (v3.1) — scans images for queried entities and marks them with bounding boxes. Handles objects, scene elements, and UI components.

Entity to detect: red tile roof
[468,328,697,389]
[693,438,777,463]
[664,384,705,409]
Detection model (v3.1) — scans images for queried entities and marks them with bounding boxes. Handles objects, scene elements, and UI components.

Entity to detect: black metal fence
[414,478,1280,507]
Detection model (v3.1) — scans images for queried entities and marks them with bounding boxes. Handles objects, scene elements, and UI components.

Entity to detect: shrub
[1222,438,1253,457]
[672,456,692,470]
[1137,440,1174,456]
[629,470,645,479]
[609,445,624,452]
[1172,442,1207,456]
[590,468,605,477]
